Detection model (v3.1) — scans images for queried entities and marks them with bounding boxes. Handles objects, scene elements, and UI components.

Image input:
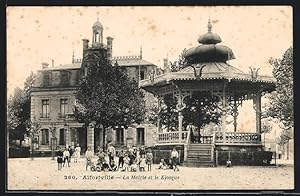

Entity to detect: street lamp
[64,118,68,149]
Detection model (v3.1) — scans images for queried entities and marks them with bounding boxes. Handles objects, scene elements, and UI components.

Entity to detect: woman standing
[74,144,81,163]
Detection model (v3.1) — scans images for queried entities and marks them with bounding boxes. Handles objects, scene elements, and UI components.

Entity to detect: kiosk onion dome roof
[139,19,275,96]
[183,19,235,63]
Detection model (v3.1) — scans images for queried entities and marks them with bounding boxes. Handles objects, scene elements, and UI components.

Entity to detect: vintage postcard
[6,6,294,191]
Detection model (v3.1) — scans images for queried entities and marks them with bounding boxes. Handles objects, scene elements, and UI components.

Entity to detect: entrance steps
[183,143,214,167]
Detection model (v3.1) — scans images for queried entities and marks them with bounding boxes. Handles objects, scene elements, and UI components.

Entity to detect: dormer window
[43,72,51,86]
[60,71,70,86]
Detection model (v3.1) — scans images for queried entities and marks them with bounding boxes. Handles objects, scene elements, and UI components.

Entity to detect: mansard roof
[42,62,82,71]
[112,56,155,67]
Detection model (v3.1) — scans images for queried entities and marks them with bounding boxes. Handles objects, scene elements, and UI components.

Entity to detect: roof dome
[183,19,235,63]
[198,32,222,44]
[197,20,222,44]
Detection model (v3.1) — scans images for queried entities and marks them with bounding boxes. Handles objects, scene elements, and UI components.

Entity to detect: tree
[267,47,293,130]
[267,47,293,159]
[170,49,188,72]
[7,72,36,145]
[74,49,145,150]
[27,117,41,160]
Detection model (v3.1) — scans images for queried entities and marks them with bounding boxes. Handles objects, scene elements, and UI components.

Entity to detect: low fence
[9,147,30,158]
[148,145,184,164]
[215,150,274,166]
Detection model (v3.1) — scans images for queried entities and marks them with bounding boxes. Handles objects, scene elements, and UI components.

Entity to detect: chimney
[82,39,89,58]
[163,58,169,73]
[107,36,113,61]
[42,62,49,69]
[52,59,54,67]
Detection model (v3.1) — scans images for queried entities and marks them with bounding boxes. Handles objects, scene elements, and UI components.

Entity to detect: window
[60,99,68,117]
[41,99,49,118]
[59,129,65,145]
[43,72,50,86]
[41,129,49,145]
[136,128,145,145]
[116,128,124,145]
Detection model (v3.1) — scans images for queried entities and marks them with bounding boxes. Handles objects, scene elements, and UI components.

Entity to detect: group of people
[56,144,82,170]
[57,143,180,172]
[86,144,155,172]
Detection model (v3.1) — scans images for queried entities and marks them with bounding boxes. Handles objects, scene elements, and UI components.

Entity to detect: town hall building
[30,18,164,153]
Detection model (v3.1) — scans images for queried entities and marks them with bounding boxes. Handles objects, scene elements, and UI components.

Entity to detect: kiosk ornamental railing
[158,131,189,144]
[214,131,261,144]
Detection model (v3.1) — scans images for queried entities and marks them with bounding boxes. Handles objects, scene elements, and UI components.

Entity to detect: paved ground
[7,157,294,191]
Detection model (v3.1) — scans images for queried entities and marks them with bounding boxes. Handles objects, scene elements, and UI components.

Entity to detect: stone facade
[30,19,163,153]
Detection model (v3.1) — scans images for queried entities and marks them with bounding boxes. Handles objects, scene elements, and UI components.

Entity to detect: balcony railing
[214,131,261,144]
[199,136,213,144]
[157,131,189,144]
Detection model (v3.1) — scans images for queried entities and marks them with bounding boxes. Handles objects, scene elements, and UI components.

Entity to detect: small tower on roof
[92,14,104,47]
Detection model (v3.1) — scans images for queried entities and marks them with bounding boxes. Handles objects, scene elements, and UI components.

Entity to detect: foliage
[183,93,221,131]
[27,117,42,140]
[144,97,160,125]
[7,72,36,142]
[276,128,293,146]
[74,49,145,130]
[267,47,293,131]
[146,93,221,133]
[159,95,178,131]
[261,119,273,134]
[170,49,189,72]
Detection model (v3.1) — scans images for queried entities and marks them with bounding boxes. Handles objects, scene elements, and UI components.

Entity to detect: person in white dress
[74,144,81,163]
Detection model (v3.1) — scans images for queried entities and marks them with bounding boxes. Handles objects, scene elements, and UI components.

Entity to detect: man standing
[107,143,116,166]
[171,147,179,172]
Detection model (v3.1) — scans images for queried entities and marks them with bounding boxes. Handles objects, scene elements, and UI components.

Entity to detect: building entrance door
[94,127,103,152]
[77,127,87,154]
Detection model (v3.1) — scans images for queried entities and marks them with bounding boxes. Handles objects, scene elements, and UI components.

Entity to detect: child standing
[139,154,146,172]
[146,149,153,171]
[118,150,125,170]
[122,154,130,172]
[56,148,63,170]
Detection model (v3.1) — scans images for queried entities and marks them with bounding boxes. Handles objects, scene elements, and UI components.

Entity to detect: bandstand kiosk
[139,20,276,166]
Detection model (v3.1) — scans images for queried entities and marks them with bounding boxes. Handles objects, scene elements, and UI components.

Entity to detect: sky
[7,6,292,132]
